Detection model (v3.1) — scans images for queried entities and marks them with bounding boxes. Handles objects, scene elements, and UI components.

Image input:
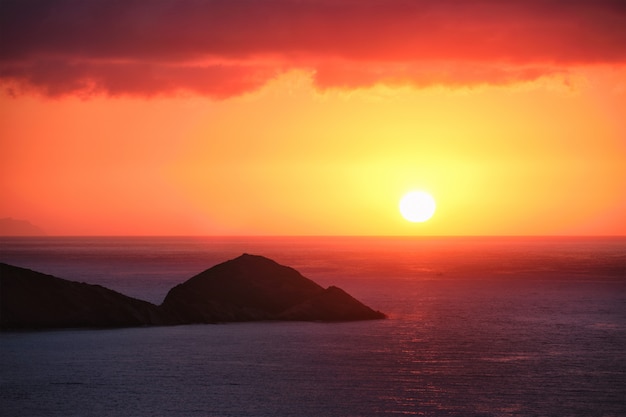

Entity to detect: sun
[399,191,436,223]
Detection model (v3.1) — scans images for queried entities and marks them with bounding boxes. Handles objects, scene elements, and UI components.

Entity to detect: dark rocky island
[162,254,386,322]
[0,254,385,330]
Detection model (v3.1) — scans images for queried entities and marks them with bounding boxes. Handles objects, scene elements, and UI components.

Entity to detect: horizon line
[1,234,625,238]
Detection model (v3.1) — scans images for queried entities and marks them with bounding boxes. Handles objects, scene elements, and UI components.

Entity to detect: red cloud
[1,59,280,98]
[1,0,624,97]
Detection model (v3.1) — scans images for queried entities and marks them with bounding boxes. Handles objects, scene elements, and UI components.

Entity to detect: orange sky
[1,0,625,235]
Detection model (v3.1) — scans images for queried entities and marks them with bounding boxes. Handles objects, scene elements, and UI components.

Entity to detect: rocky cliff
[0,262,169,329]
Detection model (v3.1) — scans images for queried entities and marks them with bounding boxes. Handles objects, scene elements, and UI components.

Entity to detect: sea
[0,236,624,417]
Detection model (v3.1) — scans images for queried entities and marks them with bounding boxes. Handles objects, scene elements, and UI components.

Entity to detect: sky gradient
[1,0,625,235]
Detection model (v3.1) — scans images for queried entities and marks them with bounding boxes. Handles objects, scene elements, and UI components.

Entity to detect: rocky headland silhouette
[0,254,386,330]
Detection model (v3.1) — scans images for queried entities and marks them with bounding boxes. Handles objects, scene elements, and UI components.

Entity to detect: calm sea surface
[1,236,625,416]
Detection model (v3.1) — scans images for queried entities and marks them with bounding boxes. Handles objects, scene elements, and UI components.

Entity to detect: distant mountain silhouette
[0,254,385,330]
[0,218,45,236]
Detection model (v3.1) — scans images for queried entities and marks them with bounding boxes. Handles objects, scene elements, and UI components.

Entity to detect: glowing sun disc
[399,191,436,222]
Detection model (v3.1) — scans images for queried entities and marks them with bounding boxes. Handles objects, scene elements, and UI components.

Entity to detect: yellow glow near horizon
[1,68,625,235]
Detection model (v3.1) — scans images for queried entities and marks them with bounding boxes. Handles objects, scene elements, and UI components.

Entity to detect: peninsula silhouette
[0,254,386,330]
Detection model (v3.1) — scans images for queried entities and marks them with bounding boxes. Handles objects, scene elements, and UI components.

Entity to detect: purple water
[1,236,625,416]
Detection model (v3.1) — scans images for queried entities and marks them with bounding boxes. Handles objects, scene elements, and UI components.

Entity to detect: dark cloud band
[2,0,625,97]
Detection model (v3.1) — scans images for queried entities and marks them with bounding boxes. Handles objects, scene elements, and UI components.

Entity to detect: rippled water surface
[1,236,625,416]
